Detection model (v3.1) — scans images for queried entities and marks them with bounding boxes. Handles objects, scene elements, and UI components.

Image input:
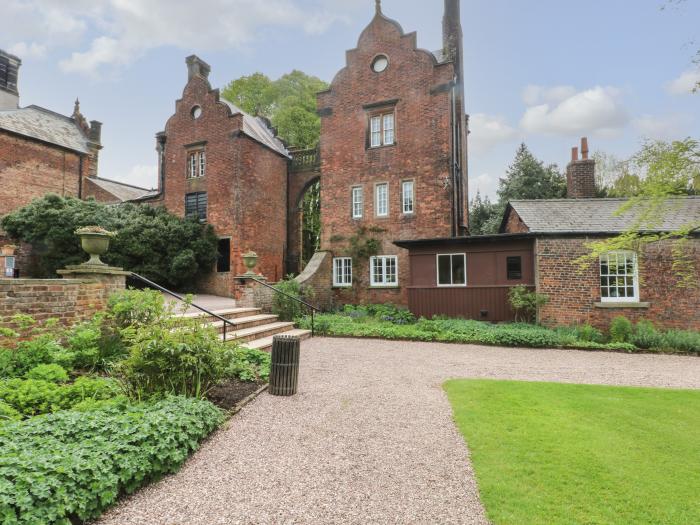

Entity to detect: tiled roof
[506,197,700,234]
[86,177,158,202]
[219,100,290,158]
[0,105,91,153]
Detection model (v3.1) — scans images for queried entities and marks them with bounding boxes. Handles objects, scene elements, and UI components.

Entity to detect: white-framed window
[437,253,467,286]
[369,111,395,147]
[402,180,414,214]
[600,251,639,302]
[333,257,352,287]
[351,186,363,219]
[187,150,205,178]
[370,255,398,287]
[375,183,388,217]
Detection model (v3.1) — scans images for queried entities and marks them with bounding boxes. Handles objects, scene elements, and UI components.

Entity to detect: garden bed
[207,378,267,411]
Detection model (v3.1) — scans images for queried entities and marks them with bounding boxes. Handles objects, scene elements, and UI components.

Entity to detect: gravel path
[98,338,700,524]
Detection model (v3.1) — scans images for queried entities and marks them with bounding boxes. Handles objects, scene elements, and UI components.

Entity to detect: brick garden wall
[535,237,700,331]
[0,273,125,328]
[317,13,457,305]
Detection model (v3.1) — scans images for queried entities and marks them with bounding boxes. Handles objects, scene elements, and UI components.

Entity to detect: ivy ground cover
[444,379,700,524]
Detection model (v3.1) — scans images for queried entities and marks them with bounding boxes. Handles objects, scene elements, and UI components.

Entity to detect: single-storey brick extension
[396,144,700,331]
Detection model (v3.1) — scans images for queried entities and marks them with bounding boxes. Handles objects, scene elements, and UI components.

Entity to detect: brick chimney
[186,55,211,81]
[566,137,596,198]
[0,49,21,110]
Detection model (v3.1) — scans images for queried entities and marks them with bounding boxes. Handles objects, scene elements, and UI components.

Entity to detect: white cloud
[469,113,517,154]
[116,164,158,188]
[633,114,691,141]
[520,86,629,136]
[521,84,577,106]
[7,42,47,59]
[468,173,498,199]
[665,68,700,95]
[3,0,350,77]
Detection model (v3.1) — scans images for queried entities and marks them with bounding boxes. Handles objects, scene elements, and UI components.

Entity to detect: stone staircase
[174,306,311,351]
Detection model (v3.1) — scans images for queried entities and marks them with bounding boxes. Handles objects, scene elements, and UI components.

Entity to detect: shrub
[660,329,700,354]
[225,347,271,382]
[25,363,69,383]
[508,285,548,323]
[0,194,218,288]
[609,316,633,343]
[632,320,664,350]
[0,400,21,423]
[114,318,229,399]
[0,396,223,524]
[106,288,169,329]
[272,275,313,322]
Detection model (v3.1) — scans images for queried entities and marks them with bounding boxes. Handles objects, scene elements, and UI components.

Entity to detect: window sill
[367,144,396,151]
[368,285,400,289]
[594,301,650,309]
[332,285,352,289]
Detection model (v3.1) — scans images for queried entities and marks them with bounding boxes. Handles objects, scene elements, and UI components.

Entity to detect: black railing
[129,272,238,342]
[239,276,319,337]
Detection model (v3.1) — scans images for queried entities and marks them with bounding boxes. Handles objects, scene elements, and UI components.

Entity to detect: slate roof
[86,177,158,203]
[219,100,290,158]
[505,197,700,234]
[0,105,91,153]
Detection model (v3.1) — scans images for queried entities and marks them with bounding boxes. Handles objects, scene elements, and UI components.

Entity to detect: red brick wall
[318,13,456,305]
[502,208,529,233]
[0,130,87,216]
[0,274,125,329]
[159,73,288,295]
[535,237,700,331]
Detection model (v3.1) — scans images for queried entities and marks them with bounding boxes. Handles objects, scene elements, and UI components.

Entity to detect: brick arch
[286,171,320,275]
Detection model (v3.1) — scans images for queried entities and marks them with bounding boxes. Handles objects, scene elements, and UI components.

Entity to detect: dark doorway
[217,238,231,273]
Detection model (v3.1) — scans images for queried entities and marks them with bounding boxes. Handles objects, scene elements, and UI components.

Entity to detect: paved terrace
[98,338,700,524]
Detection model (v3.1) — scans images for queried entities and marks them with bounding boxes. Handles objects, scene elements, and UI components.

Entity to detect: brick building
[146,55,290,295]
[317,0,468,305]
[397,138,700,331]
[0,49,103,217]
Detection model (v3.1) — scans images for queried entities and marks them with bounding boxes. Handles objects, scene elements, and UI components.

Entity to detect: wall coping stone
[57,264,130,277]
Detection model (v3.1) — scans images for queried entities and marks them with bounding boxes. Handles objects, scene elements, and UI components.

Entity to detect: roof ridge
[88,176,154,192]
[24,104,76,123]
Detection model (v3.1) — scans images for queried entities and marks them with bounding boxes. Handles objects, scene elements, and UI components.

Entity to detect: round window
[371,55,389,73]
[191,105,202,119]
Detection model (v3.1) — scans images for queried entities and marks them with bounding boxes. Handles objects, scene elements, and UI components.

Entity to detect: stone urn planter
[75,226,115,266]
[0,244,17,256]
[242,251,259,276]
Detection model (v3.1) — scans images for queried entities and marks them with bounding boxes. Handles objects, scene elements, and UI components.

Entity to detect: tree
[468,191,502,235]
[497,144,567,203]
[221,70,329,148]
[300,180,321,266]
[1,195,218,290]
[582,138,700,286]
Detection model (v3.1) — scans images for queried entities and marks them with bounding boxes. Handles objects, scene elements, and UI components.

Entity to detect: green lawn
[444,379,700,525]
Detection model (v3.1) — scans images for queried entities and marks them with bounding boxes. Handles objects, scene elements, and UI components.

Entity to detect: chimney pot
[571,147,579,162]
[580,137,589,160]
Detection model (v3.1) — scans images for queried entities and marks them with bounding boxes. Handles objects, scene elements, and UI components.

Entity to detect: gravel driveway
[97,338,700,525]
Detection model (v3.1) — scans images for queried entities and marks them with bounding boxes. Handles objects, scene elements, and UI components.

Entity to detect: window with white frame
[437,253,466,286]
[402,180,414,214]
[375,183,388,217]
[333,257,352,287]
[370,255,398,286]
[600,251,639,302]
[187,150,205,178]
[351,186,363,219]
[369,112,395,147]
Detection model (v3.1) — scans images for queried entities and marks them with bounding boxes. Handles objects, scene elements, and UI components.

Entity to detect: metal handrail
[239,276,319,336]
[129,272,238,342]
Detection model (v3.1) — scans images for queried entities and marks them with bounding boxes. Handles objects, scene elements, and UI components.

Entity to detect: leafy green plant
[609,316,633,343]
[106,288,169,329]
[272,275,313,322]
[660,329,700,354]
[114,318,229,399]
[632,320,664,349]
[0,400,21,423]
[224,347,271,382]
[508,285,549,323]
[0,396,223,524]
[24,364,69,383]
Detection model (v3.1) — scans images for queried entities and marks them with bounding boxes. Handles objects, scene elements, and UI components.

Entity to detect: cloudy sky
[3,0,699,198]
